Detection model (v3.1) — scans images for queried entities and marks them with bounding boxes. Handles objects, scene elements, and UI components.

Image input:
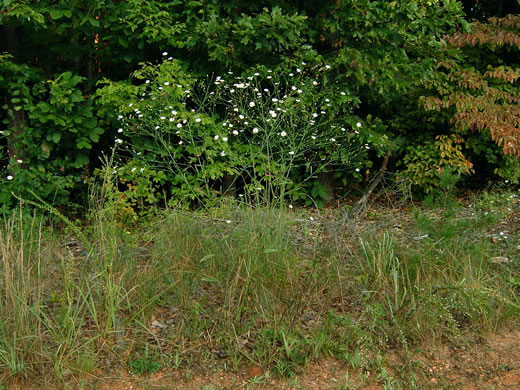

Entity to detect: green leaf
[88,17,100,27]
[50,9,63,20]
[50,132,61,143]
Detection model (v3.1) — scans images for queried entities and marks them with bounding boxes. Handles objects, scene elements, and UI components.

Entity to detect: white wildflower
[280,131,287,137]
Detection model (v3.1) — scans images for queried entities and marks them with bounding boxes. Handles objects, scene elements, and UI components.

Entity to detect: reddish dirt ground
[8,329,519,389]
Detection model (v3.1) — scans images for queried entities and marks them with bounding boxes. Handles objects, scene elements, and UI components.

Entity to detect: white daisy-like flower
[164,81,169,86]
[172,110,177,115]
[214,135,219,140]
[289,151,295,155]
[160,116,166,120]
[269,110,277,118]
[195,118,201,123]
[177,123,182,128]
[233,108,239,112]
[313,81,318,86]
[169,117,175,122]
[356,122,362,128]
[252,128,259,134]
[311,135,317,140]
[118,128,123,133]
[325,64,331,69]
[239,115,245,119]
[289,204,293,209]
[297,89,302,94]
[162,51,168,56]
[341,91,346,96]
[355,168,360,172]
[233,130,239,135]
[289,73,294,77]
[330,138,336,142]
[115,138,123,144]
[225,220,231,223]
[220,151,226,156]
[272,98,278,102]
[155,125,160,129]
[178,140,183,145]
[222,137,228,142]
[254,72,260,76]
[16,159,22,163]
[280,131,287,137]
[249,101,255,107]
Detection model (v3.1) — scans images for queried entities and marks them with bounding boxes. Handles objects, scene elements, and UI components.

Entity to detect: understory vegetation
[1,185,519,387]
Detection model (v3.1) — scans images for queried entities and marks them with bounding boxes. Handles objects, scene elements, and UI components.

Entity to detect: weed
[128,346,162,376]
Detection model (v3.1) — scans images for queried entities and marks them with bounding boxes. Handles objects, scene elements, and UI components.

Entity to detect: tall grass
[0,189,519,386]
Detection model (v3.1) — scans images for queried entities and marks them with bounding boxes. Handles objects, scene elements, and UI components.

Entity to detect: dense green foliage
[1,0,519,212]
